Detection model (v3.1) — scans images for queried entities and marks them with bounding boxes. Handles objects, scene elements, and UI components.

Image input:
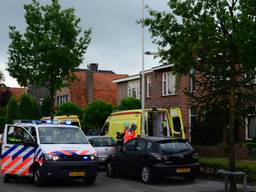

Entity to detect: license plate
[176,168,191,173]
[69,172,85,176]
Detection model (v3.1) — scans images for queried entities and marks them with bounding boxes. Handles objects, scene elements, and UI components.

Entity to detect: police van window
[29,127,37,142]
[7,126,25,144]
[38,127,89,144]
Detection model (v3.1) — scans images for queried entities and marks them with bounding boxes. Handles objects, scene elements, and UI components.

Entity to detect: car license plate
[176,168,191,173]
[69,172,85,176]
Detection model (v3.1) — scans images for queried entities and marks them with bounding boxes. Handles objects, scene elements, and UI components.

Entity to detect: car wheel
[106,162,116,177]
[83,175,96,185]
[141,166,153,184]
[33,169,44,186]
[183,174,196,182]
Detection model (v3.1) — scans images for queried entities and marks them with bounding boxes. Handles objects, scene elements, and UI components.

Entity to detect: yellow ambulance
[41,115,81,128]
[101,107,185,139]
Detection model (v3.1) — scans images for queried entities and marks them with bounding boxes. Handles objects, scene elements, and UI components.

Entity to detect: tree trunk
[228,88,236,192]
[49,86,55,121]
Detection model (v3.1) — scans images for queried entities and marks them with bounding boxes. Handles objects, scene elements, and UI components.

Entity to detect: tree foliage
[18,94,39,119]
[83,100,113,129]
[118,97,141,111]
[6,96,18,123]
[0,88,12,107]
[55,102,83,119]
[7,0,91,117]
[145,1,256,190]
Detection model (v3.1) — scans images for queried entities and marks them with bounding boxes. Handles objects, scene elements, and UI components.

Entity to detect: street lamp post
[141,0,145,137]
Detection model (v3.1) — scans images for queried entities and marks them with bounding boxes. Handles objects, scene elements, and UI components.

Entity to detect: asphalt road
[0,172,256,192]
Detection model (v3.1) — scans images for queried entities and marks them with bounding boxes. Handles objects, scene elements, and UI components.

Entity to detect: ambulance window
[7,126,25,145]
[102,122,109,135]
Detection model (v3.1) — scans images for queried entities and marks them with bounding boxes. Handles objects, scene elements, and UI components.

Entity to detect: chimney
[88,63,98,72]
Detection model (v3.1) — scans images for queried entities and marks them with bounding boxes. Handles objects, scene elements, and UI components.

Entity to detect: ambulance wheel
[3,174,11,183]
[83,175,96,185]
[106,162,116,177]
[33,169,44,186]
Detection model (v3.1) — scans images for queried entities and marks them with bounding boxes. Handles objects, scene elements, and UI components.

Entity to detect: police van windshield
[38,127,89,144]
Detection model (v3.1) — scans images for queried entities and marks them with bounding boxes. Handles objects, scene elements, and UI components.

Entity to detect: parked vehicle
[0,133,3,157]
[106,137,199,184]
[88,136,117,165]
[101,107,185,141]
[41,115,81,128]
[1,123,98,186]
[86,128,101,136]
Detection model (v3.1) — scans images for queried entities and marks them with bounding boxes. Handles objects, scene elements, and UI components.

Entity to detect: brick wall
[69,71,87,108]
[94,73,127,106]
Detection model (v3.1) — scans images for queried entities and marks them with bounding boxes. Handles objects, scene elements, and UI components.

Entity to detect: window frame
[146,75,152,98]
[162,72,176,96]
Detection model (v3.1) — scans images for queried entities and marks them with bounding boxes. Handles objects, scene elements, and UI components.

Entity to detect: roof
[140,137,186,142]
[76,68,116,74]
[112,74,140,84]
[112,64,173,83]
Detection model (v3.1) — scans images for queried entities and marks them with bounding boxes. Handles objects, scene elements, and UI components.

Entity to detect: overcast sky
[0,0,169,87]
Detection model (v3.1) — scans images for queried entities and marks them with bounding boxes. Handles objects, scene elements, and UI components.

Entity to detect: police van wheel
[33,169,44,186]
[106,162,116,177]
[83,175,96,185]
[3,174,11,183]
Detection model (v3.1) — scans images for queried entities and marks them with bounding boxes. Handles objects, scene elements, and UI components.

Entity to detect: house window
[146,75,151,98]
[246,106,256,140]
[162,72,176,96]
[57,95,69,106]
[128,80,140,99]
[189,69,196,93]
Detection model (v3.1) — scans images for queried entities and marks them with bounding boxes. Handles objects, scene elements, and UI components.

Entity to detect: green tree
[18,94,36,119]
[83,100,113,129]
[144,1,256,191]
[6,96,18,123]
[41,97,51,117]
[118,97,141,110]
[7,0,91,118]
[55,102,83,119]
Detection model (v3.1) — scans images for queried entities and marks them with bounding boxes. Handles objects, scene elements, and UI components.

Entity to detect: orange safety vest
[123,130,136,143]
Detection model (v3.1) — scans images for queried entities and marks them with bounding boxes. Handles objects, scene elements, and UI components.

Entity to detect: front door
[1,125,37,176]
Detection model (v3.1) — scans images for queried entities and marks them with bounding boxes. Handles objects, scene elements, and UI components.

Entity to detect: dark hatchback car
[106,137,200,184]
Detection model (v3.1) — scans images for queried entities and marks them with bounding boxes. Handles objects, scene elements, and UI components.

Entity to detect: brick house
[55,63,128,108]
[113,64,191,138]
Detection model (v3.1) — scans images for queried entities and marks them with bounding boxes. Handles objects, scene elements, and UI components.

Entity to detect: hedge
[199,158,256,184]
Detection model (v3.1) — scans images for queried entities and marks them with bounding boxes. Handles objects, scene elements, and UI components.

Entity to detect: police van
[1,123,98,186]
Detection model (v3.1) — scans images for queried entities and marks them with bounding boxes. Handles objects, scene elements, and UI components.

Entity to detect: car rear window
[90,137,116,147]
[158,140,192,154]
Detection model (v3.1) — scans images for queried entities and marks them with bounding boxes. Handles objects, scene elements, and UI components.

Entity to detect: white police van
[1,123,98,186]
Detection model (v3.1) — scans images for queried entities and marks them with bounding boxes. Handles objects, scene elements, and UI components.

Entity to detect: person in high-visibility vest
[7,126,23,144]
[123,122,137,143]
